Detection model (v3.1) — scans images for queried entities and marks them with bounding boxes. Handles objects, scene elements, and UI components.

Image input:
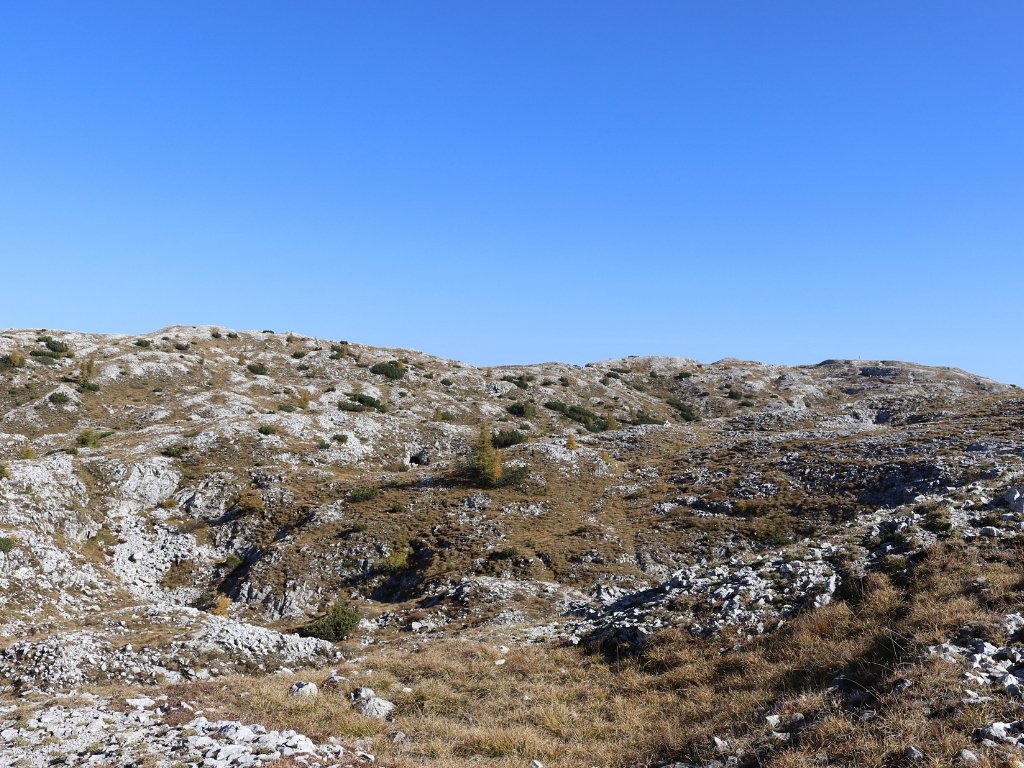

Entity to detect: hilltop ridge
[1,327,1023,767]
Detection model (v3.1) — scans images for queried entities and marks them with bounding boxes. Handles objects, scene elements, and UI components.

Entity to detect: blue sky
[1,3,1021,383]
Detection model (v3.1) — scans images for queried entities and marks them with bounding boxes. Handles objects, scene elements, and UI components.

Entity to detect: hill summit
[1,326,1022,767]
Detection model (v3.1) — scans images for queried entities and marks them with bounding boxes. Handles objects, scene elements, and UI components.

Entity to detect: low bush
[134,339,152,348]
[161,444,187,458]
[247,363,268,376]
[544,401,610,432]
[351,522,369,533]
[370,360,406,379]
[348,486,379,502]
[0,350,26,369]
[39,336,71,356]
[298,600,360,641]
[0,536,16,554]
[174,342,190,351]
[257,425,277,435]
[48,392,71,405]
[233,489,264,514]
[291,351,307,359]
[332,433,349,444]
[632,410,662,425]
[342,393,387,413]
[77,429,111,448]
[667,398,700,422]
[492,429,528,449]
[502,374,533,390]
[507,401,537,418]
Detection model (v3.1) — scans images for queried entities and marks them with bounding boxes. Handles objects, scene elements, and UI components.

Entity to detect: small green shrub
[502,374,533,390]
[383,549,410,571]
[0,465,6,480]
[332,433,349,444]
[291,351,307,359]
[440,378,453,386]
[348,487,379,502]
[0,351,26,369]
[667,399,700,422]
[544,401,610,432]
[370,360,406,380]
[211,331,222,339]
[507,401,537,418]
[257,425,277,435]
[278,403,296,413]
[390,502,405,513]
[134,339,152,348]
[233,488,265,514]
[0,536,13,554]
[491,546,520,560]
[298,600,360,641]
[343,393,386,413]
[351,522,369,533]
[77,429,106,448]
[161,444,187,458]
[40,336,71,356]
[632,410,662,425]
[492,429,527,449]
[48,392,71,405]
[174,342,190,351]
[78,381,100,393]
[247,363,268,376]
[227,332,239,339]
[221,553,243,570]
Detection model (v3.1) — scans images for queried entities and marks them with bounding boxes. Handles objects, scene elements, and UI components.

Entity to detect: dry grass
[131,540,1024,768]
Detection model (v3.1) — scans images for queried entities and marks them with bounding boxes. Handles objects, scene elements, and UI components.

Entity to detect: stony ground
[1,326,1023,767]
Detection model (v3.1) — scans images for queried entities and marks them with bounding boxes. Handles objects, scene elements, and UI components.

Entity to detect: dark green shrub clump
[632,410,662,425]
[491,546,521,560]
[332,433,349,444]
[174,342,190,351]
[0,536,15,554]
[667,399,700,422]
[544,401,610,432]
[340,393,387,413]
[507,401,537,418]
[247,363,268,376]
[134,339,152,348]
[161,444,188,458]
[48,392,71,405]
[257,425,277,435]
[77,428,112,448]
[298,600,360,641]
[39,336,71,356]
[348,487,379,502]
[492,429,528,449]
[370,360,406,380]
[502,374,533,390]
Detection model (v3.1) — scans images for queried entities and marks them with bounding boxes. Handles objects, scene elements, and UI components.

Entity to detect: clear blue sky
[2,3,1021,383]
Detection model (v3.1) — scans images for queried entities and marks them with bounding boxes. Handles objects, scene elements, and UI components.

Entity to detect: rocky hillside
[1,326,1022,768]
